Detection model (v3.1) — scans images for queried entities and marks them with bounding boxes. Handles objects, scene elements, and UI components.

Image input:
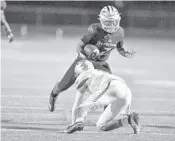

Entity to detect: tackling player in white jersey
[65,60,140,134]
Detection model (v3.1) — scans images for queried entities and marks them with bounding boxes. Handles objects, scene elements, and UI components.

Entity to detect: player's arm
[72,79,88,124]
[76,25,97,58]
[116,40,136,58]
[76,32,95,58]
[72,91,84,124]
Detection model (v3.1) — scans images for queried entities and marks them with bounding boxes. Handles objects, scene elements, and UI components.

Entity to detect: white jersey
[75,69,126,94]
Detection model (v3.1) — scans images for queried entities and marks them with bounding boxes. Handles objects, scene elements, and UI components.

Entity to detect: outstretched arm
[71,78,88,124]
[116,41,136,58]
[71,90,84,124]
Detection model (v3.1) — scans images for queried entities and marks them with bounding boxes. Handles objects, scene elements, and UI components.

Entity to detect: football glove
[64,121,84,134]
[124,49,136,58]
[90,49,100,60]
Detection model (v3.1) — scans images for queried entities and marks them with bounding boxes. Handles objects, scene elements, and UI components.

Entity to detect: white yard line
[1,128,175,136]
[0,106,64,110]
[1,94,175,102]
[133,80,175,87]
[1,109,175,116]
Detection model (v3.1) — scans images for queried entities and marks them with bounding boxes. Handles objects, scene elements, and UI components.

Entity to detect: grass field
[1,36,175,141]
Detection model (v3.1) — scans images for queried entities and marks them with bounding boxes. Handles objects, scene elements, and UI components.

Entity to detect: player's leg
[96,100,128,131]
[65,80,128,133]
[96,81,140,134]
[96,103,140,134]
[49,56,83,112]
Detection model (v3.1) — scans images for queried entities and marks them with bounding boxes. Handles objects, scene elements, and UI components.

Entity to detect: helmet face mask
[74,60,94,77]
[99,17,120,33]
[99,5,121,33]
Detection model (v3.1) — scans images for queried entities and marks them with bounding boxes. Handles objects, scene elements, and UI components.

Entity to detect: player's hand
[7,32,14,43]
[64,121,84,134]
[90,49,99,60]
[124,49,136,58]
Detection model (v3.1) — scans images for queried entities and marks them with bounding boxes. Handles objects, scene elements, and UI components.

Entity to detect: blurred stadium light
[2,1,175,38]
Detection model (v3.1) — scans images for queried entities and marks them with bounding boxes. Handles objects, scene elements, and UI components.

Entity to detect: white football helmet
[74,60,94,77]
[98,5,121,33]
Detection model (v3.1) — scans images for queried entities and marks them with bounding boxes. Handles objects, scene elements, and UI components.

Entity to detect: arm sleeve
[116,40,128,52]
[116,40,128,57]
[115,27,130,57]
[117,40,135,58]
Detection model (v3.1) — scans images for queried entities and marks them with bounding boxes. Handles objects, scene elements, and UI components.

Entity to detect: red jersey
[81,23,124,62]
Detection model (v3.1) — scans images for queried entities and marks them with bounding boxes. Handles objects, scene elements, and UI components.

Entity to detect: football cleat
[65,122,84,134]
[128,112,140,134]
[7,32,14,43]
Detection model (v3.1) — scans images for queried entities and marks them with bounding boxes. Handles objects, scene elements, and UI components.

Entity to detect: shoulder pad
[88,23,101,34]
[117,27,125,38]
[112,26,125,42]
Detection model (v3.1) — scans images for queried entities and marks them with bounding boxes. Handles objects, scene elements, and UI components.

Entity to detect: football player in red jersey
[48,5,135,112]
[1,0,14,43]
